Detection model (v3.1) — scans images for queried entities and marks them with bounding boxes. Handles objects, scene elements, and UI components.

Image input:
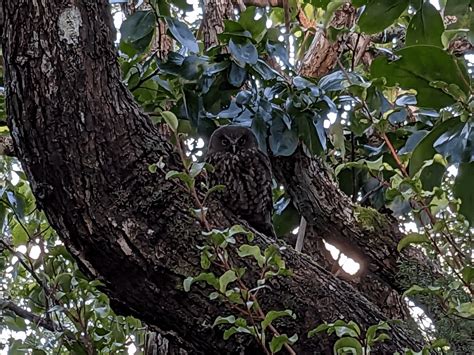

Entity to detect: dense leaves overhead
[406,2,444,47]
[115,1,473,228]
[370,45,470,109]
[357,0,409,34]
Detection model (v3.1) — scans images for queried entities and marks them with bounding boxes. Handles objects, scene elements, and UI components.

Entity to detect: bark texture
[201,0,234,49]
[298,3,356,78]
[1,0,426,353]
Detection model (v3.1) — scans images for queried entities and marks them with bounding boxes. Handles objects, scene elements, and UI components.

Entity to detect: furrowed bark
[272,151,473,350]
[201,0,234,49]
[1,0,424,353]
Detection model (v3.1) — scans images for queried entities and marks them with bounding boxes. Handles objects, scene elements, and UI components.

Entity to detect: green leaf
[269,334,289,353]
[358,0,409,34]
[430,338,449,349]
[6,190,26,218]
[409,118,462,176]
[184,272,220,291]
[189,162,205,178]
[223,19,246,32]
[239,6,267,43]
[55,272,72,293]
[227,224,253,238]
[165,17,199,53]
[372,333,391,343]
[406,2,444,47]
[418,159,446,192]
[165,170,194,189]
[366,322,390,345]
[200,251,211,270]
[445,0,470,17]
[148,164,158,173]
[295,113,325,155]
[334,325,359,338]
[228,38,258,65]
[205,184,225,199]
[223,326,252,340]
[371,46,470,109]
[269,115,299,156]
[120,11,155,53]
[261,310,295,330]
[219,270,237,293]
[434,121,474,164]
[454,162,474,225]
[308,323,330,337]
[403,284,426,296]
[333,337,363,355]
[461,266,474,284]
[3,315,27,331]
[238,245,265,268]
[228,62,247,87]
[397,232,430,252]
[183,277,193,292]
[12,222,28,246]
[161,111,179,132]
[252,60,279,81]
[213,315,236,327]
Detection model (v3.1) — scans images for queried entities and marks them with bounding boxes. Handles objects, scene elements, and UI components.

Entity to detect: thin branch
[381,132,408,177]
[242,0,284,7]
[1,299,58,333]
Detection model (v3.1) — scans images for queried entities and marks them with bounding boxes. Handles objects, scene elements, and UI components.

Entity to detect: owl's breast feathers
[206,148,274,235]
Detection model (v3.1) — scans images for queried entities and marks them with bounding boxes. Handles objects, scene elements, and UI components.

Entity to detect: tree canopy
[0,0,472,354]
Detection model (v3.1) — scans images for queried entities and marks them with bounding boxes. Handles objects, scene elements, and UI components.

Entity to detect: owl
[206,125,276,238]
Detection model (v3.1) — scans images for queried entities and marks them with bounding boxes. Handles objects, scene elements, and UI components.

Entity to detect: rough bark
[201,0,234,49]
[298,3,356,77]
[1,0,425,353]
[271,151,465,337]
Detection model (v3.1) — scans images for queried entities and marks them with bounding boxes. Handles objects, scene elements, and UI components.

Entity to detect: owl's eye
[221,138,229,146]
[238,137,246,145]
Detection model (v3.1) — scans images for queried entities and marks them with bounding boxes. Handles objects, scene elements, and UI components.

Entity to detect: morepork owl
[206,125,276,238]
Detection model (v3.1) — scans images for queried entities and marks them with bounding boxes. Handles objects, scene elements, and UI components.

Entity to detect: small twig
[359,183,384,205]
[129,68,160,92]
[173,132,211,230]
[381,132,408,177]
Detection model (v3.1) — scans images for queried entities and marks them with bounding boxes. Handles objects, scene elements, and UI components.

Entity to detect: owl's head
[207,125,259,155]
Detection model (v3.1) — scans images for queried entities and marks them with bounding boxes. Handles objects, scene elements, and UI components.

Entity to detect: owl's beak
[231,144,237,154]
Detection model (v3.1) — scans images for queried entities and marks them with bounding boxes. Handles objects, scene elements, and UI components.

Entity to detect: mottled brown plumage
[206,126,275,238]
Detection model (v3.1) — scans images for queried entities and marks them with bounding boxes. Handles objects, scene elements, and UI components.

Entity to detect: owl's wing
[254,149,276,238]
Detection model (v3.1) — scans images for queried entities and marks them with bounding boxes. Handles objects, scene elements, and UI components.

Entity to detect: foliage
[309,320,391,355]
[184,226,297,354]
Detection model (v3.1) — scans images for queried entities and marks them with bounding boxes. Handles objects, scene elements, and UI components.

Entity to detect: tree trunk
[1,0,424,353]
[201,0,234,49]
